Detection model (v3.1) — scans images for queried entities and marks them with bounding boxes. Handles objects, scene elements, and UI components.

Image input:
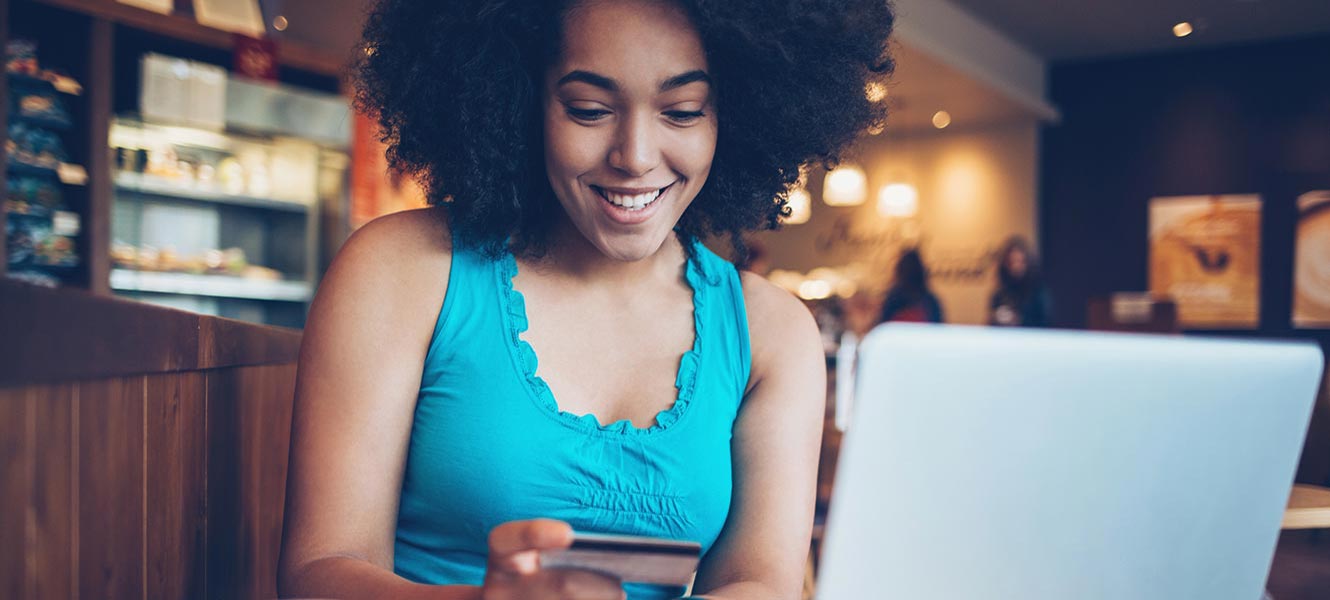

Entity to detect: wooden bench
[0,279,302,599]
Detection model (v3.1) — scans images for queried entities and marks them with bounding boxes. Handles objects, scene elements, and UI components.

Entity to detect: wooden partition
[1,280,302,599]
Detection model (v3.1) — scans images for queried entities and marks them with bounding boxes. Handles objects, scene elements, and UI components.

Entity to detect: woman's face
[1005,248,1029,278]
[544,0,718,262]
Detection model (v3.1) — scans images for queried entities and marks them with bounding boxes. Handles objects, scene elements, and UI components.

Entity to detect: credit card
[539,532,701,586]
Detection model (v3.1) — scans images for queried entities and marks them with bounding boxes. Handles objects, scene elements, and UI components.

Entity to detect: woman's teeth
[601,186,666,211]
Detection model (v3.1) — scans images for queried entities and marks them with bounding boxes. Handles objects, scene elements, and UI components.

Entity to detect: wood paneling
[31,385,75,600]
[0,387,29,599]
[0,279,301,385]
[146,372,207,599]
[255,366,296,600]
[3,278,301,598]
[205,368,246,600]
[77,377,145,599]
[0,282,200,384]
[200,317,304,371]
[207,365,296,600]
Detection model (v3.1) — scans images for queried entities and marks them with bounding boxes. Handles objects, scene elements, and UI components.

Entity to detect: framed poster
[1149,194,1262,328]
[116,0,172,14]
[1294,190,1330,328]
[193,0,266,38]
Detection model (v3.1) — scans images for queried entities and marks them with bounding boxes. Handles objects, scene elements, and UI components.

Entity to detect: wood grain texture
[206,368,246,600]
[0,387,29,599]
[0,281,201,384]
[77,377,146,599]
[146,372,207,599]
[31,385,75,600]
[0,279,301,385]
[255,365,297,600]
[200,318,304,371]
[206,364,298,600]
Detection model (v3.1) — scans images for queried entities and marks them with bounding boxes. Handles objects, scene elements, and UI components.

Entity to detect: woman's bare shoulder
[340,206,452,264]
[738,271,822,386]
[306,207,452,354]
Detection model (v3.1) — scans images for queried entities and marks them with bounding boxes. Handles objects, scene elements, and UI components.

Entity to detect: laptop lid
[818,324,1323,600]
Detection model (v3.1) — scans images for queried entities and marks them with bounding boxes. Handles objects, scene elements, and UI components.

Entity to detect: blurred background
[3,0,1330,598]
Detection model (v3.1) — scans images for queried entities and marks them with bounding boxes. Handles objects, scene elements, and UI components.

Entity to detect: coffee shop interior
[3,0,1330,598]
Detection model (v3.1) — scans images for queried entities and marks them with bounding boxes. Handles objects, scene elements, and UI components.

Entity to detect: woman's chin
[590,230,676,263]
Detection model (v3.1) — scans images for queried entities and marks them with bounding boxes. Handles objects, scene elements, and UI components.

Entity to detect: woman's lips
[592,181,676,225]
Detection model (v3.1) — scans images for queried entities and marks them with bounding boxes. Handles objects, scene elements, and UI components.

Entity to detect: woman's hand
[482,519,626,600]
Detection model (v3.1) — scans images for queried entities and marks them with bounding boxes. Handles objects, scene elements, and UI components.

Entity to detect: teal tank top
[393,239,752,599]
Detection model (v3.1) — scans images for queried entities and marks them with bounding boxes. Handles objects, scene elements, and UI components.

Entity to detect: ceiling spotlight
[932,110,952,129]
[1173,21,1193,38]
[877,183,918,218]
[273,15,289,31]
[823,164,868,207]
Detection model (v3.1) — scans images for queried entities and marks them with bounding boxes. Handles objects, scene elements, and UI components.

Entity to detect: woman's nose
[607,113,661,178]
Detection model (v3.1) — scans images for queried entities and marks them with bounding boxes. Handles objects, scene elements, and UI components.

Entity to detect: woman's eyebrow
[659,70,710,92]
[555,69,712,93]
[557,70,618,91]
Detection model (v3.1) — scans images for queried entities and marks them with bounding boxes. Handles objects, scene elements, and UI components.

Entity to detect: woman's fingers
[483,520,624,599]
[487,519,574,575]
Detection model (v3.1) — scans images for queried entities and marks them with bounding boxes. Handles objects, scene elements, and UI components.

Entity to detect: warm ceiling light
[798,279,834,301]
[865,82,888,103]
[877,183,918,217]
[783,187,812,224]
[273,15,289,31]
[932,110,952,129]
[1173,21,1193,38]
[823,164,868,206]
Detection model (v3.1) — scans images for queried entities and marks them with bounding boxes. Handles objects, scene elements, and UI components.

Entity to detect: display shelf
[114,172,310,213]
[109,268,313,302]
[10,110,72,130]
[6,71,82,95]
[29,0,343,77]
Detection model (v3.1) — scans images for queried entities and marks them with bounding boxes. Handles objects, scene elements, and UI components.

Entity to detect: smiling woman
[277,1,894,599]
[542,1,718,261]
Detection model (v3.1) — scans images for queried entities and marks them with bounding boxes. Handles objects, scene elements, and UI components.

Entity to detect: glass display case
[106,89,350,328]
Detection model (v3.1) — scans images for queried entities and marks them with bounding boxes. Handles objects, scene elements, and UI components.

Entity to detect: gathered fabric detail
[497,243,707,437]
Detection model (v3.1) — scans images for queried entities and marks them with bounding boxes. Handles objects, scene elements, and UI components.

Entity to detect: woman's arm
[276,208,475,599]
[689,273,827,600]
[276,209,623,600]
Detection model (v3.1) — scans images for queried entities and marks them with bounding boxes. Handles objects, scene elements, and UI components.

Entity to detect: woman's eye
[566,107,611,122]
[664,110,706,125]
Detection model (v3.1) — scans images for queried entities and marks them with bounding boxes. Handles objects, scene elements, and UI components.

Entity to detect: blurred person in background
[879,248,945,324]
[988,235,1051,327]
[277,0,895,599]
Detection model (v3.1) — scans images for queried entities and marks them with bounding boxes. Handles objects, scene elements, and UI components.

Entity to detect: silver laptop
[818,324,1323,600]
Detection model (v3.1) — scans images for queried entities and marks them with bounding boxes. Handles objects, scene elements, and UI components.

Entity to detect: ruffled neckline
[498,243,709,437]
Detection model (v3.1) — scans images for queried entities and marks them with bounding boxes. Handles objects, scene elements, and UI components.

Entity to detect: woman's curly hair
[356,0,894,257]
